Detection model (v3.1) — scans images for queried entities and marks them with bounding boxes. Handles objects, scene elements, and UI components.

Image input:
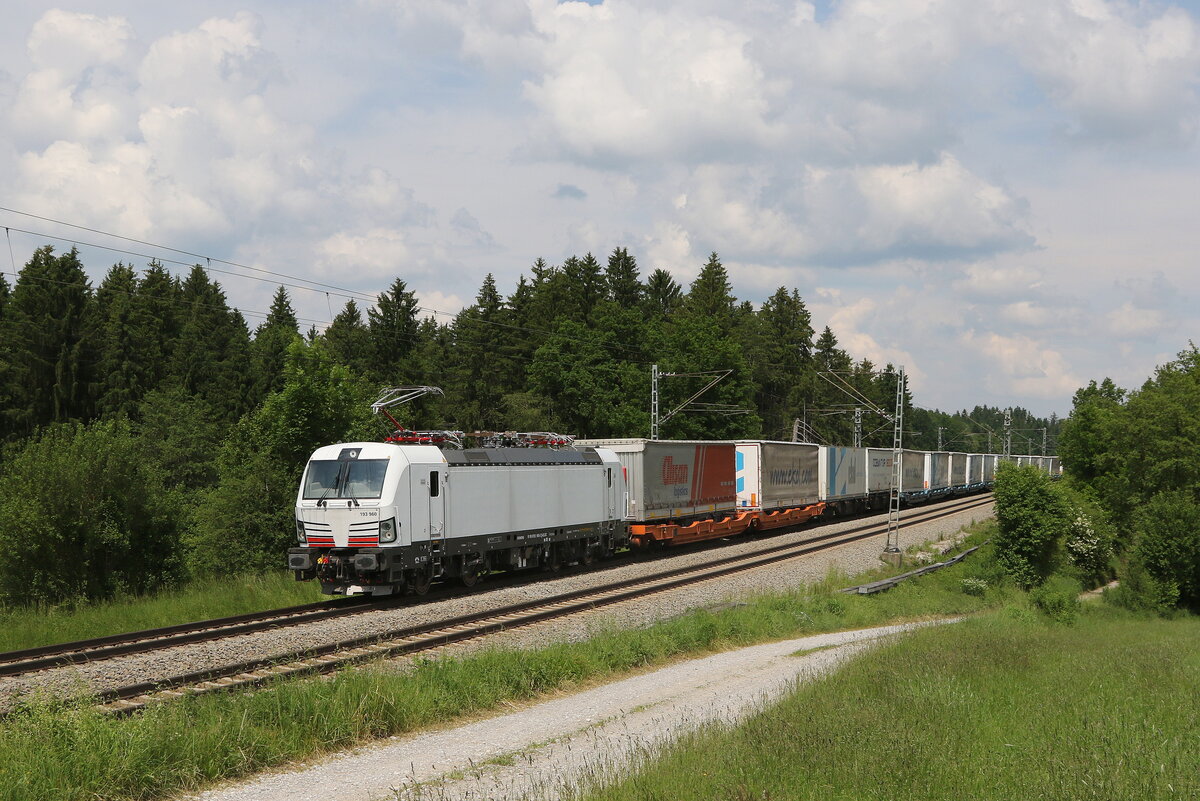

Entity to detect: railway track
[0,596,386,679]
[87,493,993,715]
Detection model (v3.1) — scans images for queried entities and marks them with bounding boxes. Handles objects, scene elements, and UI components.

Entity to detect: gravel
[182,619,962,801]
[0,500,992,711]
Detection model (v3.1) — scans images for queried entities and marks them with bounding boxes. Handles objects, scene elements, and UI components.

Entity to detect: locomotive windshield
[302,459,389,500]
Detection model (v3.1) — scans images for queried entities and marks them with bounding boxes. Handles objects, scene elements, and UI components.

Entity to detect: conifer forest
[0,244,1058,605]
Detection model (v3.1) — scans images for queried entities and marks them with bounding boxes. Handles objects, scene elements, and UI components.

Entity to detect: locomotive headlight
[379,517,397,543]
[295,519,306,543]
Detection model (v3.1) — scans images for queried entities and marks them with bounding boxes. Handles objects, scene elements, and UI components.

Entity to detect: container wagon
[574,438,745,547]
[822,445,866,514]
[966,453,985,489]
[949,452,968,494]
[735,441,824,530]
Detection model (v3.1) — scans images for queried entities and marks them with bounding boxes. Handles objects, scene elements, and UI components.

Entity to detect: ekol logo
[661,456,688,485]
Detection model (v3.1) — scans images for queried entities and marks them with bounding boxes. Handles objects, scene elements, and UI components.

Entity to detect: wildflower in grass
[960,578,988,597]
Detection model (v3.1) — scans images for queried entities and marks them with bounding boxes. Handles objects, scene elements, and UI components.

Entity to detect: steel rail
[96,494,994,715]
[0,596,383,678]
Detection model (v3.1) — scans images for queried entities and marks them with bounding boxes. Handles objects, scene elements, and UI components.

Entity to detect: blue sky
[2,0,1199,417]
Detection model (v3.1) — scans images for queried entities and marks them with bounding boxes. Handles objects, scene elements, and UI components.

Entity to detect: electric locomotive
[287,439,627,596]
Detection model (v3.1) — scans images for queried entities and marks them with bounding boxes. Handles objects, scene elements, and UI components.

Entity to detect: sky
[2,0,1199,418]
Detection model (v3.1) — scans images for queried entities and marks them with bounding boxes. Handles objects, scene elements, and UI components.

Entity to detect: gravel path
[0,500,992,710]
[182,618,960,801]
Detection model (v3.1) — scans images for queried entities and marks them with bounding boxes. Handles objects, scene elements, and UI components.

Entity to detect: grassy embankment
[1,521,1003,801]
[573,607,1200,801]
[0,572,325,653]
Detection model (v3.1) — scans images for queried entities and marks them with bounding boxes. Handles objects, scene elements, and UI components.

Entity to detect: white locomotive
[287,440,628,596]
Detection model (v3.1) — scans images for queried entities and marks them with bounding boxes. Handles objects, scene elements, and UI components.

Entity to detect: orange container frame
[629,502,826,547]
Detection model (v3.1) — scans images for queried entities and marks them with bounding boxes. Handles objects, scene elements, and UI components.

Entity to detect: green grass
[0,523,1006,801]
[0,572,325,653]
[572,607,1200,801]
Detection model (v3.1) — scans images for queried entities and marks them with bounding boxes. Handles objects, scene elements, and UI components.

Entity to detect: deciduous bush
[1057,487,1116,584]
[0,420,178,605]
[1030,576,1082,624]
[1121,491,1200,613]
[993,463,1071,588]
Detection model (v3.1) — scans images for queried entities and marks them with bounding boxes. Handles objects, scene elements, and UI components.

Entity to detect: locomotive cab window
[302,459,389,499]
[430,470,440,497]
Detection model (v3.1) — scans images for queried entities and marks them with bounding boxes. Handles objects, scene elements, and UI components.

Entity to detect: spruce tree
[523,258,570,334]
[0,273,11,438]
[645,269,683,317]
[368,277,422,383]
[323,299,373,375]
[502,275,539,379]
[0,246,94,434]
[171,265,253,424]
[92,263,154,418]
[250,286,300,403]
[448,273,510,429]
[563,253,604,323]
[605,247,642,307]
[750,287,815,439]
[134,261,182,394]
[814,326,848,371]
[685,252,735,327]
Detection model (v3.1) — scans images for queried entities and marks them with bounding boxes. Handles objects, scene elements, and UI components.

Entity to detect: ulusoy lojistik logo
[661,456,689,485]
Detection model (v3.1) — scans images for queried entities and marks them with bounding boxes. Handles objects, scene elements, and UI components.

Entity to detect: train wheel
[408,571,432,596]
[461,567,482,588]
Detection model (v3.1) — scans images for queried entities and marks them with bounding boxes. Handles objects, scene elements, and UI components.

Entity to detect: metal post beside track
[882,366,905,565]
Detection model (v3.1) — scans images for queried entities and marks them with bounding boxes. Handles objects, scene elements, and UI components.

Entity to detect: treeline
[991,345,1200,614]
[0,244,1053,606]
[1056,347,1200,612]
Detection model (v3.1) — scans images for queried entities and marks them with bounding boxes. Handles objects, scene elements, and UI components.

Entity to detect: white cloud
[962,330,1083,399]
[416,289,467,318]
[999,300,1058,328]
[953,263,1047,302]
[1107,301,1169,338]
[4,0,1200,420]
[11,11,135,145]
[824,295,924,376]
[998,1,1200,143]
[521,1,781,163]
[676,153,1032,265]
[26,9,132,73]
[317,227,410,280]
[641,221,695,277]
[7,9,447,289]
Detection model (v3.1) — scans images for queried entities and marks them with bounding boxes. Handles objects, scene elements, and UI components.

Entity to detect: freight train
[287,425,1059,597]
